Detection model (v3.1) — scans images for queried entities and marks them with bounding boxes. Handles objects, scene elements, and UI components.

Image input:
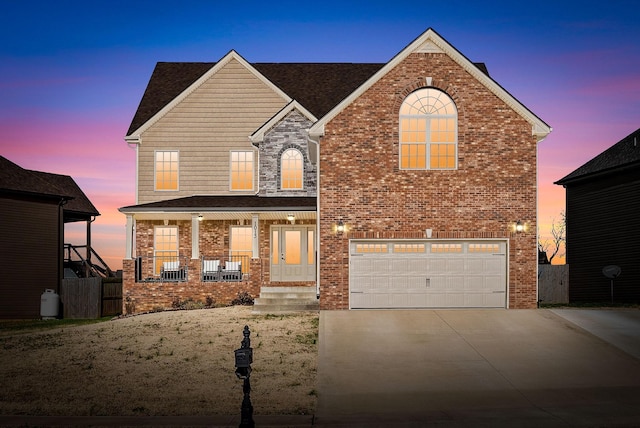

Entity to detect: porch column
[192,214,200,259]
[125,215,134,260]
[252,215,259,258]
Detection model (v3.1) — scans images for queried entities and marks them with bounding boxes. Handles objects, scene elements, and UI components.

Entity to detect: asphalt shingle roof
[119,195,316,212]
[555,127,640,185]
[127,60,491,136]
[0,156,100,220]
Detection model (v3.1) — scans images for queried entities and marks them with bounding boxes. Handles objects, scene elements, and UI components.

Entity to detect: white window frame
[280,148,304,190]
[399,88,458,170]
[230,226,252,273]
[153,225,179,274]
[154,150,179,191]
[229,150,255,191]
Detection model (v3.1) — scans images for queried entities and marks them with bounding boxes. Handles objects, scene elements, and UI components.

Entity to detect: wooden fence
[538,264,569,304]
[60,277,123,319]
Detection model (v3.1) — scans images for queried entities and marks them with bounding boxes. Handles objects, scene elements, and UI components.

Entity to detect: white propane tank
[40,289,60,319]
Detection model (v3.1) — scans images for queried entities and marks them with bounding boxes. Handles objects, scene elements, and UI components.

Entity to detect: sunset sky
[2,1,638,269]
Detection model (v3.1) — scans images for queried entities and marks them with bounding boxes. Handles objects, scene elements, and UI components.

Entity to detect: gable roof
[308,28,551,141]
[555,127,640,186]
[0,156,100,221]
[126,51,293,140]
[126,59,384,137]
[126,28,541,143]
[250,100,317,145]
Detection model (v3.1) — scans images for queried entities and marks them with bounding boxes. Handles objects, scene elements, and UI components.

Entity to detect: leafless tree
[539,211,566,264]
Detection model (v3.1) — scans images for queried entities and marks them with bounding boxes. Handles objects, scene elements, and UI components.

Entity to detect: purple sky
[1,1,638,268]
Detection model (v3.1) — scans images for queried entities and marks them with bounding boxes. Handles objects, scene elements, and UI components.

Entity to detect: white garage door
[350,240,507,309]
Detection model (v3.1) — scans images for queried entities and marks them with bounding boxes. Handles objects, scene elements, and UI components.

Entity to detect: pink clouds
[2,111,135,270]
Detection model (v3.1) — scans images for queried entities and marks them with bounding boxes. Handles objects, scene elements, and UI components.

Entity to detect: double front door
[271,225,316,282]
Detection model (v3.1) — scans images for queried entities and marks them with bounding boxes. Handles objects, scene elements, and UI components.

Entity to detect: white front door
[271,225,316,282]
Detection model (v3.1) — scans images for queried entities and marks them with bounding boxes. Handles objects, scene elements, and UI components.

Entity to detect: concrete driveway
[315,309,640,427]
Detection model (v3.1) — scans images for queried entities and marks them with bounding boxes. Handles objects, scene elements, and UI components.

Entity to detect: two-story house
[120,28,551,313]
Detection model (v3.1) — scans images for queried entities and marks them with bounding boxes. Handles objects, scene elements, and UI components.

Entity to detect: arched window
[399,88,457,170]
[281,148,303,189]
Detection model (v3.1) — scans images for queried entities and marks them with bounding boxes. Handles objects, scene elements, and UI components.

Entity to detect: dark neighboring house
[0,156,100,319]
[555,128,640,303]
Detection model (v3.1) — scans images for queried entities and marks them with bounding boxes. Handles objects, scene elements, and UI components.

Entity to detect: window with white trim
[230,151,254,191]
[281,148,303,190]
[154,226,178,274]
[399,88,457,170]
[155,151,179,190]
[230,226,251,273]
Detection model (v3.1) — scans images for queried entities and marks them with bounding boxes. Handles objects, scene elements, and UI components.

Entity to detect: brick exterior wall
[258,110,317,197]
[318,52,539,309]
[123,219,315,314]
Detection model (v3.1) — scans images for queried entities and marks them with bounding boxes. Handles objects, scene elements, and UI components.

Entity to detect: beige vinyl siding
[137,58,288,204]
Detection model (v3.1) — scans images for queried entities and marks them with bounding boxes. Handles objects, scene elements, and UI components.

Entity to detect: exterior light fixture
[287,214,295,224]
[197,214,204,222]
[336,220,345,233]
[515,220,524,233]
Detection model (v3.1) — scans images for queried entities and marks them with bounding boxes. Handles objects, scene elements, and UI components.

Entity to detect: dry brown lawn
[0,306,318,416]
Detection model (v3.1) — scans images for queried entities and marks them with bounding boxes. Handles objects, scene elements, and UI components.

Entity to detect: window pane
[281,149,303,189]
[272,230,279,265]
[307,230,315,265]
[155,151,178,190]
[154,226,178,274]
[231,227,252,251]
[231,151,254,190]
[400,143,426,169]
[231,226,251,273]
[285,230,301,264]
[399,88,457,170]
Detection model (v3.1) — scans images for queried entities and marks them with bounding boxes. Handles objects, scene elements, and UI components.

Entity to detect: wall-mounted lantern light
[515,220,524,233]
[287,214,296,224]
[197,214,204,222]
[336,220,345,233]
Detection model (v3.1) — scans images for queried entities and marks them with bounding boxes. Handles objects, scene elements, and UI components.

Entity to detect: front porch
[119,197,318,314]
[122,255,317,314]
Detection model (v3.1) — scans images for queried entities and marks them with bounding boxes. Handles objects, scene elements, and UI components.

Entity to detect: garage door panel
[390,275,427,291]
[485,258,504,274]
[484,291,506,307]
[444,275,466,291]
[427,258,448,273]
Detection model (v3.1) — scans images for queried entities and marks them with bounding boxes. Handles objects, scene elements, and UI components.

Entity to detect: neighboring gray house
[555,127,640,303]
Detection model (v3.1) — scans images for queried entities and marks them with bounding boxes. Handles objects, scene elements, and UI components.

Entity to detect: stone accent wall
[318,52,539,309]
[258,110,317,196]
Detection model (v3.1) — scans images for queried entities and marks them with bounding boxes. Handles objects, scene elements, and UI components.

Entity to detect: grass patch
[0,317,111,335]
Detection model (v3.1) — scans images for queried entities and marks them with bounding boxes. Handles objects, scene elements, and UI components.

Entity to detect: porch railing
[201,254,250,282]
[133,254,250,283]
[134,255,189,282]
[64,243,116,278]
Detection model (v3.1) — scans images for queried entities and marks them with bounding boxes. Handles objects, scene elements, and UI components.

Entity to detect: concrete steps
[252,286,319,313]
